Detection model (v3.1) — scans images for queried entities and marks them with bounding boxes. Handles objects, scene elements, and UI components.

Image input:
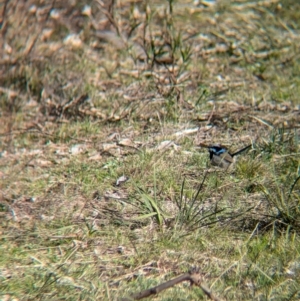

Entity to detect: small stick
[120,269,222,301]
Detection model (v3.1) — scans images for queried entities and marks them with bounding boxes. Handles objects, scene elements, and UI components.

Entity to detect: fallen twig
[119,268,222,301]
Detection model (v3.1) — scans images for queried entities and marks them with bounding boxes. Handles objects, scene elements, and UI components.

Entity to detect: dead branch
[119,268,222,301]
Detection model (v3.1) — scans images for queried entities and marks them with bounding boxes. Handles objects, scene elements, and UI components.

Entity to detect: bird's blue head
[208,146,228,159]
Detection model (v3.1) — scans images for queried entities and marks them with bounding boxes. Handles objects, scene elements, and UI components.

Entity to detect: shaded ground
[0,0,300,300]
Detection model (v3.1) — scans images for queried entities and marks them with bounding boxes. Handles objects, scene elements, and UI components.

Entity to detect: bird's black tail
[231,144,252,157]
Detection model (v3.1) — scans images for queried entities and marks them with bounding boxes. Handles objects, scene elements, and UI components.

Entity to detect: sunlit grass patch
[1,0,300,300]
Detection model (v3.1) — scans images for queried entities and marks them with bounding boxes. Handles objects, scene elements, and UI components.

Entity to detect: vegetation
[0,0,299,300]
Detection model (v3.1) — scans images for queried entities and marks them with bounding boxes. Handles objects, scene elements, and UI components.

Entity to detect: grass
[1,0,300,300]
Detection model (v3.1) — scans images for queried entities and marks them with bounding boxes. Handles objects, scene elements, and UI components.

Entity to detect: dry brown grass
[0,0,300,300]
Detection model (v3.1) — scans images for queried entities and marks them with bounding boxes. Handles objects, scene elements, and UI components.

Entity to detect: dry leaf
[69,144,86,155]
[118,138,136,148]
[88,153,102,161]
[102,143,117,151]
[116,175,129,186]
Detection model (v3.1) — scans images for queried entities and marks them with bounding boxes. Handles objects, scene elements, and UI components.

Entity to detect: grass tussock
[0,0,300,300]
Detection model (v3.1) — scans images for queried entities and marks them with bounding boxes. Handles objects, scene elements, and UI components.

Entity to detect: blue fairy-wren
[208,144,252,168]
